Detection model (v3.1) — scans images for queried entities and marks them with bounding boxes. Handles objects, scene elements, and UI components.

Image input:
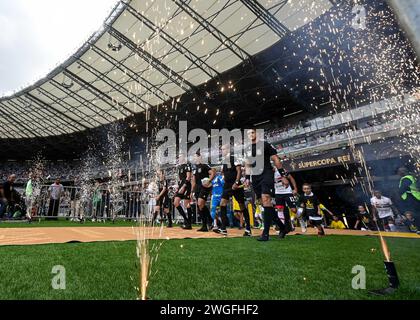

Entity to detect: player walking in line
[244,129,285,241]
[173,154,193,229]
[274,168,298,236]
[192,152,216,232]
[214,144,252,237]
[210,171,224,230]
[153,169,172,227]
[370,190,399,231]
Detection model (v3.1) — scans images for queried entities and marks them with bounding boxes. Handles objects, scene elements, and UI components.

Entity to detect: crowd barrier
[5,185,205,223]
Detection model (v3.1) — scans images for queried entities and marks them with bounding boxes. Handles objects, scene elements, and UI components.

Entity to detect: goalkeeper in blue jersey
[210,172,224,230]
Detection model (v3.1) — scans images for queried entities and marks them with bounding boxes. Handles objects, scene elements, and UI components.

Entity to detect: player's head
[178,153,186,164]
[157,169,165,179]
[246,128,257,143]
[302,183,311,195]
[333,215,339,221]
[8,174,16,183]
[221,144,231,157]
[358,205,366,213]
[193,151,202,164]
[373,190,381,198]
[55,178,61,184]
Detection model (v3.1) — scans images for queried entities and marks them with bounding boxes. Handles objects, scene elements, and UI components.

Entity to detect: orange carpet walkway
[0,226,418,246]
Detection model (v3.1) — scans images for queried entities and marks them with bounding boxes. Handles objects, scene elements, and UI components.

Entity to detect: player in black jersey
[244,129,286,241]
[153,169,172,227]
[214,144,252,237]
[174,154,193,229]
[192,152,216,232]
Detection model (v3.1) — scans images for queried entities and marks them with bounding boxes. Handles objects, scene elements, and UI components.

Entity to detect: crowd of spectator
[0,161,79,183]
[266,93,418,152]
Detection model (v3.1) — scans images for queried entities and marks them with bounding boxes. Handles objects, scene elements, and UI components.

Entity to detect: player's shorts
[222,184,245,203]
[378,215,394,230]
[211,194,222,207]
[244,189,254,203]
[210,195,222,219]
[195,185,212,201]
[175,182,191,200]
[156,195,170,209]
[308,217,323,226]
[275,193,297,210]
[251,169,274,199]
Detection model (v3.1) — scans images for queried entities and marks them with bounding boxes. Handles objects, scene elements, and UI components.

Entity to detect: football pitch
[0,233,419,300]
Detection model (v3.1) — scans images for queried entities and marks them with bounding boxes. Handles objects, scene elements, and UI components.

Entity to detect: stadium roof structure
[0,0,332,139]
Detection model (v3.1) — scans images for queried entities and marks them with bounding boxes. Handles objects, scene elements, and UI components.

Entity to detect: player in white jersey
[274,168,299,236]
[370,190,399,231]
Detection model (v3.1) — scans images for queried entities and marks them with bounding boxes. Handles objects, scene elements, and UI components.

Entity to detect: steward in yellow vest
[398,167,420,201]
[397,167,420,229]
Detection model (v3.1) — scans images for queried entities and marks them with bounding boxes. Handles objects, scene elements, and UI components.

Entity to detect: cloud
[0,0,118,95]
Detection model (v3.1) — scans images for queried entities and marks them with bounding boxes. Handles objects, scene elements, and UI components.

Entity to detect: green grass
[0,235,419,300]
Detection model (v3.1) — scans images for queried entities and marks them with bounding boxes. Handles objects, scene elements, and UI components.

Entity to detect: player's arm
[270,153,283,171]
[244,159,251,176]
[288,173,298,195]
[207,167,216,187]
[232,165,242,190]
[179,166,192,193]
[235,165,242,184]
[271,153,291,186]
[244,159,251,188]
[156,183,167,201]
[390,202,399,216]
[370,202,378,221]
[354,219,360,229]
[191,174,196,193]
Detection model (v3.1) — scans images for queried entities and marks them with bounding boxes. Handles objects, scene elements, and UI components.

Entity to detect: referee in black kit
[214,143,252,237]
[192,152,215,232]
[244,128,286,241]
[153,169,172,227]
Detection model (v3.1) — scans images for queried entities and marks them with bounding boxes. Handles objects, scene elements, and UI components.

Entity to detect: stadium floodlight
[61,74,74,89]
[107,42,122,52]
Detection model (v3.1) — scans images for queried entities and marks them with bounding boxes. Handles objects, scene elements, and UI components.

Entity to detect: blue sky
[0,0,118,96]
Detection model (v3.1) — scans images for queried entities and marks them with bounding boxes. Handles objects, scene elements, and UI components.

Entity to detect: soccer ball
[201,177,211,186]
